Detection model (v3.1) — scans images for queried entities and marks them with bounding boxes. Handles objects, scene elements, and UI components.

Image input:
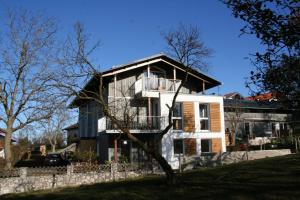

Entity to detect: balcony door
[151,99,160,129]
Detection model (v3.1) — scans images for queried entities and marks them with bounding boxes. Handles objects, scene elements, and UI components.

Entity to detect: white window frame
[172,102,183,131]
[199,104,210,131]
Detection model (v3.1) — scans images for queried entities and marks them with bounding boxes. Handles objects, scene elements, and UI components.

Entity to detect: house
[245,92,278,101]
[64,123,79,145]
[223,93,293,144]
[0,128,17,158]
[70,54,226,169]
[0,129,5,151]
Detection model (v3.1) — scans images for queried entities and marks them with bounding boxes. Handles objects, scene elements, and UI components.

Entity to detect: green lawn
[2,154,300,200]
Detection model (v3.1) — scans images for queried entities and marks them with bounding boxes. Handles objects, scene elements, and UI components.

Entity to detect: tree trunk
[231,130,236,146]
[151,151,176,185]
[51,144,56,153]
[4,129,13,169]
[125,132,176,185]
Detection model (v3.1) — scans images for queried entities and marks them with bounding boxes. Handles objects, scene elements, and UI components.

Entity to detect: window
[173,102,183,130]
[173,139,184,154]
[245,122,250,135]
[201,139,212,153]
[199,104,209,130]
[173,139,197,156]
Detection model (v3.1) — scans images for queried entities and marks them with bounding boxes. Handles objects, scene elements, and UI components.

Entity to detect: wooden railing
[106,116,164,130]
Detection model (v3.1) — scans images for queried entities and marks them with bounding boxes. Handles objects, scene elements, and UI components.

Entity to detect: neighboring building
[70,54,226,169]
[0,128,17,158]
[223,93,293,144]
[223,92,244,100]
[64,123,79,145]
[245,92,278,101]
[0,129,5,151]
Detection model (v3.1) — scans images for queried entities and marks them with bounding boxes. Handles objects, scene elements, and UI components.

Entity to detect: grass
[2,154,300,200]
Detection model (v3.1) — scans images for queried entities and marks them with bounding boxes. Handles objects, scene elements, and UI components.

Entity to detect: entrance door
[120,140,132,162]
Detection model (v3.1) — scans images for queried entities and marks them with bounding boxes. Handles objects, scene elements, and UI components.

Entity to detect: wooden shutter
[184,138,197,156]
[210,103,221,132]
[212,138,222,153]
[183,102,195,132]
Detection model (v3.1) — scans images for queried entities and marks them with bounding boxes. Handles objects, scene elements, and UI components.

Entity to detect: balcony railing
[135,77,181,94]
[106,116,164,131]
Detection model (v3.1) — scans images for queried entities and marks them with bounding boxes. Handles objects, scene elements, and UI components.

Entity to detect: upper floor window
[199,104,210,130]
[173,102,183,130]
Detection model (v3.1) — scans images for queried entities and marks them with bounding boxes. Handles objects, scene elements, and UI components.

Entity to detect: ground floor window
[173,139,184,154]
[173,138,197,156]
[201,139,212,153]
[245,122,250,135]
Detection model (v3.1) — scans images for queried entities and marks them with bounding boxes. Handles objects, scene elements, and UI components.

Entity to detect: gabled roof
[0,129,17,142]
[224,92,244,99]
[223,99,288,110]
[101,53,221,84]
[63,123,79,131]
[245,92,278,101]
[69,53,222,108]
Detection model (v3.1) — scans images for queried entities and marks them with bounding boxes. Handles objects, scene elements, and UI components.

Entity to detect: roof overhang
[69,54,221,108]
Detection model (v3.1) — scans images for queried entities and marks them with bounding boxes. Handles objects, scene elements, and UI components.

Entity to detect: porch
[97,133,161,166]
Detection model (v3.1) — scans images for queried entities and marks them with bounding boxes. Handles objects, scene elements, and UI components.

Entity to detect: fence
[0,162,155,195]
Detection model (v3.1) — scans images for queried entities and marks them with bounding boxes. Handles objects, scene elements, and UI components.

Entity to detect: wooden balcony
[99,116,165,133]
[135,77,181,97]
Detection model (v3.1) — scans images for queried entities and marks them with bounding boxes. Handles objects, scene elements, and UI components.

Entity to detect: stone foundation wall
[0,164,141,195]
[221,149,292,164]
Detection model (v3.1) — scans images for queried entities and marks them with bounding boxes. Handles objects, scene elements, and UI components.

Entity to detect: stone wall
[221,149,292,165]
[0,164,142,195]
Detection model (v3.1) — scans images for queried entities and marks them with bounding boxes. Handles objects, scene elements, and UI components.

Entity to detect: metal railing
[106,116,164,130]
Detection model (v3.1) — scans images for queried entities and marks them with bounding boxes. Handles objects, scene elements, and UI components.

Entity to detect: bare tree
[0,10,64,168]
[225,100,244,146]
[163,23,212,72]
[40,105,69,152]
[57,23,211,185]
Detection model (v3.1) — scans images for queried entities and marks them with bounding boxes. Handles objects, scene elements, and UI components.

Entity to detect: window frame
[172,102,183,131]
[173,138,197,156]
[201,139,212,153]
[173,139,184,155]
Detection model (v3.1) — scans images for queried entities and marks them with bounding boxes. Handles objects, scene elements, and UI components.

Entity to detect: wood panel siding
[79,101,101,138]
[183,102,195,132]
[210,103,221,132]
[212,138,222,153]
[184,138,197,155]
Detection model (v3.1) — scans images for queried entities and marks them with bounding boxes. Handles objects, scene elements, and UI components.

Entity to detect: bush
[71,150,97,164]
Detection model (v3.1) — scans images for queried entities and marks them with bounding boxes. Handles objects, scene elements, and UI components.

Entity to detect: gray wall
[79,101,102,138]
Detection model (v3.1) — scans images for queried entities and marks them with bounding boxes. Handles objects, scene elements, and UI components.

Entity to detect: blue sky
[0,0,263,96]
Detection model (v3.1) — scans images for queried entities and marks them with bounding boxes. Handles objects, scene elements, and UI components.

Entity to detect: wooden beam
[114,74,117,116]
[173,67,176,80]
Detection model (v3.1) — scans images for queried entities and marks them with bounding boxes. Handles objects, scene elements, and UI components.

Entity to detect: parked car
[44,153,70,166]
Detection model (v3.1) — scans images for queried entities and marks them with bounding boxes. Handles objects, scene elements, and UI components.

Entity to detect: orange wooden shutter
[183,102,195,132]
[184,138,197,155]
[210,103,221,132]
[212,138,222,153]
